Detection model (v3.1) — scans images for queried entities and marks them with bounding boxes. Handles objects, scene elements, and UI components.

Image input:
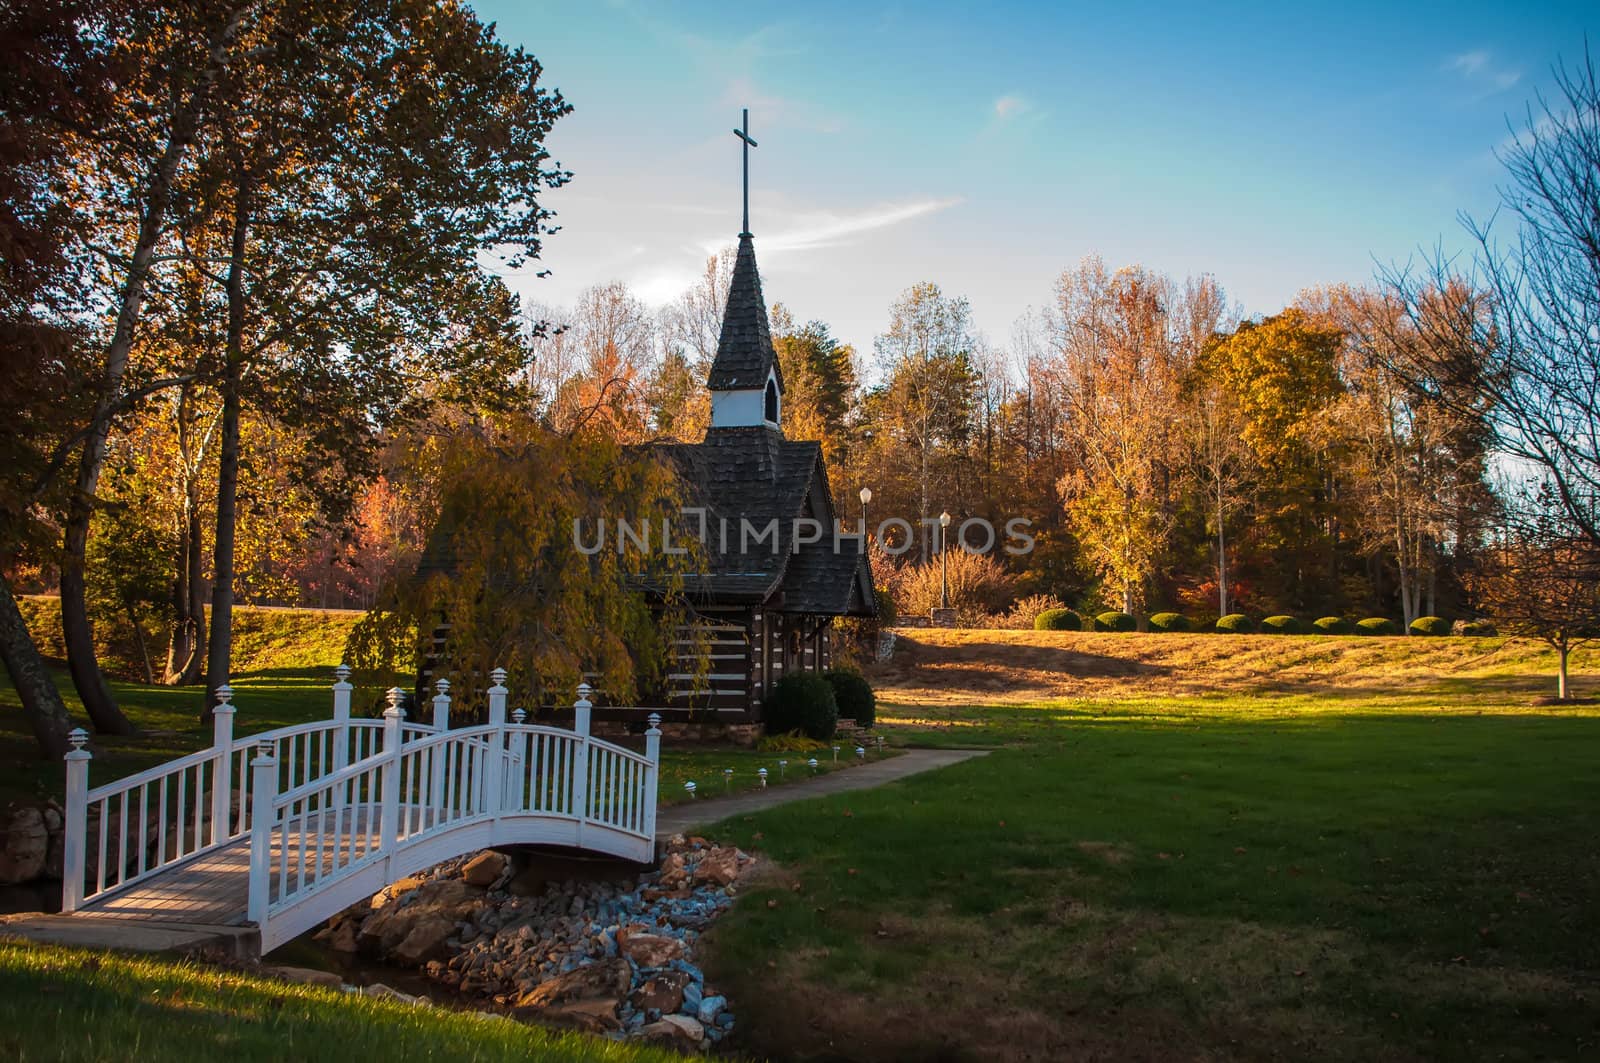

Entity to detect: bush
[1215,613,1253,634]
[825,668,876,728]
[763,673,838,740]
[1456,619,1497,637]
[1260,615,1302,635]
[1409,616,1450,637]
[884,549,1017,619]
[1312,616,1351,635]
[1147,612,1191,633]
[1356,617,1397,636]
[873,585,897,628]
[997,594,1068,630]
[1093,611,1137,632]
[1033,607,1081,631]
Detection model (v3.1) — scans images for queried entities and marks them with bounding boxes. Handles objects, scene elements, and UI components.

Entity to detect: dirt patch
[1075,840,1132,866]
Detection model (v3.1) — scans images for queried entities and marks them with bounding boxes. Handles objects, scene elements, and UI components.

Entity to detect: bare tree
[1388,49,1600,546]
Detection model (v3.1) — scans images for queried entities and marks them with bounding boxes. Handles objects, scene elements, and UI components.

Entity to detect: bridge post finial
[432,678,451,733]
[61,729,92,913]
[247,742,279,930]
[573,682,593,738]
[642,713,663,839]
[487,668,508,728]
[209,686,237,849]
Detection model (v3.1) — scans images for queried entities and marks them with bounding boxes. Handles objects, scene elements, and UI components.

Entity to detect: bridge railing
[246,673,662,947]
[61,666,440,913]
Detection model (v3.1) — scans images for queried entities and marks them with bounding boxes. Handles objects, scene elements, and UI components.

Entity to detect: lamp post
[939,511,952,610]
[859,487,872,542]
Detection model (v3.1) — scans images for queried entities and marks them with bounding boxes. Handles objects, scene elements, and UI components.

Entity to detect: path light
[855,746,866,761]
[723,768,734,792]
[875,734,885,753]
[778,758,788,779]
[831,745,840,762]
[807,758,819,774]
[758,768,768,788]
[684,780,697,799]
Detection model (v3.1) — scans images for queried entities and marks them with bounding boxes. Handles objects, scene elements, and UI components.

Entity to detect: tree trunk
[1557,642,1569,701]
[0,576,74,757]
[127,603,154,685]
[205,163,250,714]
[1216,481,1229,616]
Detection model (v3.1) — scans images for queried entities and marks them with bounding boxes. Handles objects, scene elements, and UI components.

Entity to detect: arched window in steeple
[764,376,780,424]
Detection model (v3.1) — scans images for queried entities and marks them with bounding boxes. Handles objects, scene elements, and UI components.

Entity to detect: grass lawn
[0,940,676,1062]
[695,631,1600,1061]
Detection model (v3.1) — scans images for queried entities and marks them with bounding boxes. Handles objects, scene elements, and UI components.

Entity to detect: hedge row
[1030,610,1498,636]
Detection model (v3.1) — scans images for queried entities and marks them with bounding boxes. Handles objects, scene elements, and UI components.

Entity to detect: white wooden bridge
[59,669,662,954]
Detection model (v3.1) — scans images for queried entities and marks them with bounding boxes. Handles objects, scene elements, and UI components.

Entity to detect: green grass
[693,637,1600,1061]
[0,940,675,1062]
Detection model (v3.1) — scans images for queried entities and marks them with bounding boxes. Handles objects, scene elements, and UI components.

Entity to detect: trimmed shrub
[1356,617,1397,636]
[1312,616,1351,635]
[1260,615,1303,635]
[1409,616,1450,637]
[825,668,876,729]
[763,673,838,740]
[1033,607,1081,631]
[1147,612,1192,633]
[1456,619,1497,637]
[1093,611,1137,632]
[1215,613,1253,634]
[874,585,897,628]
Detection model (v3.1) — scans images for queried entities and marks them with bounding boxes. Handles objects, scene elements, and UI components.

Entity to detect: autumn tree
[771,306,858,481]
[871,282,978,562]
[1474,487,1600,700]
[1201,308,1345,613]
[347,417,696,712]
[170,0,570,709]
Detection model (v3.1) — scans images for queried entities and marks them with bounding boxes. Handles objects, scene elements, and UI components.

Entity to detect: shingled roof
[705,233,782,393]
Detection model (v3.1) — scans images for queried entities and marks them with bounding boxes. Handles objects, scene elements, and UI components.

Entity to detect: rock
[619,931,684,968]
[262,965,345,989]
[635,1014,704,1049]
[460,850,507,887]
[681,980,702,1016]
[358,879,484,957]
[514,958,630,1010]
[322,918,360,953]
[392,913,458,966]
[657,852,689,889]
[629,970,692,1014]
[692,847,740,887]
[0,806,48,884]
[541,996,623,1033]
[362,982,423,1005]
[697,994,726,1024]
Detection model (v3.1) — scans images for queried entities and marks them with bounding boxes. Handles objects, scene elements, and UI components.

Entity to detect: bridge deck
[79,807,390,927]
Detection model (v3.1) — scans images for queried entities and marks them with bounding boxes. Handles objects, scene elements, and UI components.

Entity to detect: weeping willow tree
[347,415,702,718]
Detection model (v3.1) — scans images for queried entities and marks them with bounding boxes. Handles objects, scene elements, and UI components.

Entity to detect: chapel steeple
[706,109,782,433]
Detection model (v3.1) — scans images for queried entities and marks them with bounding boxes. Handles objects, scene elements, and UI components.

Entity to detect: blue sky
[474,0,1596,355]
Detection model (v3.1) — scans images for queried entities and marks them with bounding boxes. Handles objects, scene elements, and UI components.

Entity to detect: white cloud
[698,197,963,258]
[994,94,1029,119]
[1446,49,1521,95]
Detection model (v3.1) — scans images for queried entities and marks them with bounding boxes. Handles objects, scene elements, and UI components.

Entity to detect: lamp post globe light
[939,511,953,610]
[859,486,872,539]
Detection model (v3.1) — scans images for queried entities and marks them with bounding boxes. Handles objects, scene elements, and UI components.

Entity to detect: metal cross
[733,107,757,235]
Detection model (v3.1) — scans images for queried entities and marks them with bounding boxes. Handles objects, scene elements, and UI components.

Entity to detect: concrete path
[655,747,988,839]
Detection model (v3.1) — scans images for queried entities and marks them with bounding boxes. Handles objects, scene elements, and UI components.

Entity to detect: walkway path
[656,747,988,839]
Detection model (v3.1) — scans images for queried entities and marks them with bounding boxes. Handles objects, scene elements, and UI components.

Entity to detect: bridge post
[429,679,450,817]
[571,683,592,831]
[247,743,278,928]
[380,689,405,854]
[331,664,352,774]
[61,729,91,914]
[484,669,507,819]
[210,685,236,846]
[644,713,662,839]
